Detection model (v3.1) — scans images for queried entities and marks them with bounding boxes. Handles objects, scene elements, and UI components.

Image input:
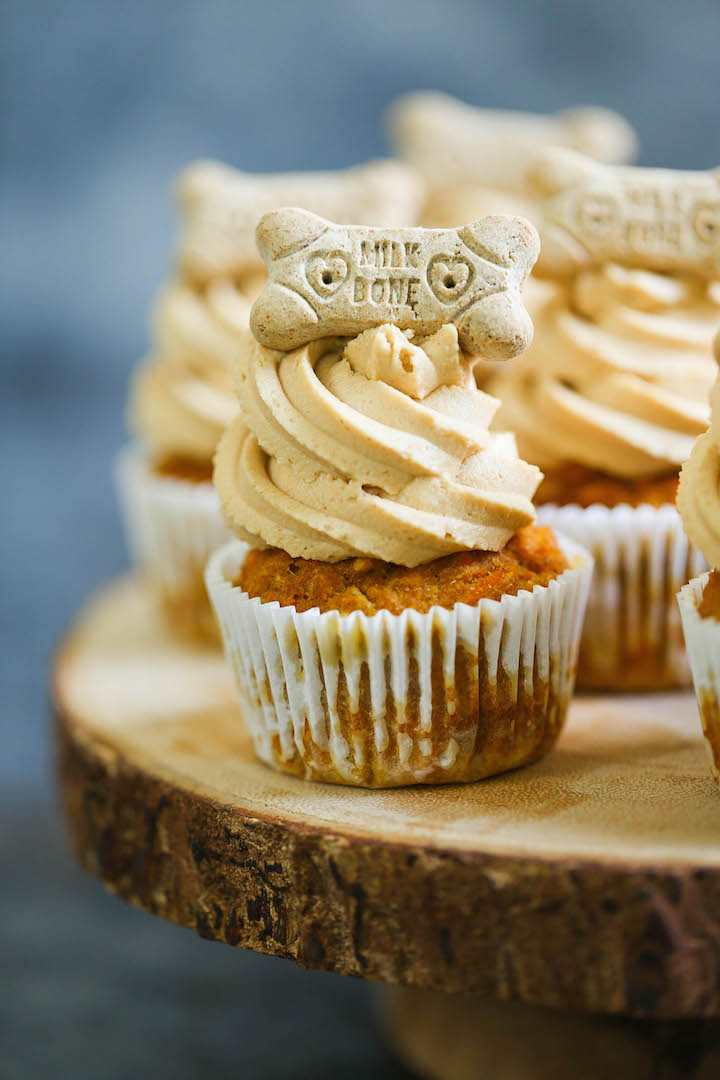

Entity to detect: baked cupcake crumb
[698,570,720,621]
[236,525,569,615]
[535,463,679,509]
[152,454,214,485]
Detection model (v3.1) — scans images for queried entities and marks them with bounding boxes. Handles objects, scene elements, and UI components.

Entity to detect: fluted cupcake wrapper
[205,536,593,788]
[537,503,706,691]
[115,446,232,641]
[677,575,720,788]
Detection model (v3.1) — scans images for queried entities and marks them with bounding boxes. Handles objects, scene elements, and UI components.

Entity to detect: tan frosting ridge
[215,324,541,565]
[677,330,720,568]
[488,263,719,479]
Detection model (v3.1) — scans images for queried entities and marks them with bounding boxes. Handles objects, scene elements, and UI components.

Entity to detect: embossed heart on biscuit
[306,252,349,297]
[577,194,616,235]
[427,256,472,304]
[694,201,720,244]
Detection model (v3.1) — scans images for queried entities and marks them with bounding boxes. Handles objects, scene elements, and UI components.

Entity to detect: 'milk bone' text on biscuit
[532,149,720,277]
[250,208,540,359]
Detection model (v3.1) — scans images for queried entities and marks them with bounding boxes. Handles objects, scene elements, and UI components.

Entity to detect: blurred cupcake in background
[677,329,720,787]
[116,158,425,642]
[487,152,720,690]
[206,207,592,787]
[387,92,637,229]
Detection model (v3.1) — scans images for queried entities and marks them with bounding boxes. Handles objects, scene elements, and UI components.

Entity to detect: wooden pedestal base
[384,987,720,1079]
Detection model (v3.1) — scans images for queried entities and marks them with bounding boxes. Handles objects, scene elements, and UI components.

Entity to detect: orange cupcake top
[236,524,568,615]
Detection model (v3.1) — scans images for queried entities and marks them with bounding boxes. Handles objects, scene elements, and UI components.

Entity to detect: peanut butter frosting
[488,263,720,480]
[214,324,541,566]
[677,332,720,568]
[129,270,264,462]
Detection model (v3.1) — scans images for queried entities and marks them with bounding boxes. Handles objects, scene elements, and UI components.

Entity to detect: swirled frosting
[677,332,720,568]
[488,263,720,479]
[214,323,542,565]
[129,270,264,462]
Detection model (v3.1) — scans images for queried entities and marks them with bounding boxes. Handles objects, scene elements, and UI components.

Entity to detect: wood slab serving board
[54,578,720,1018]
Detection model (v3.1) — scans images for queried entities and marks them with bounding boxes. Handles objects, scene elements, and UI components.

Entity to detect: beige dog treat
[532,148,720,276]
[175,159,425,282]
[387,92,637,189]
[250,208,539,358]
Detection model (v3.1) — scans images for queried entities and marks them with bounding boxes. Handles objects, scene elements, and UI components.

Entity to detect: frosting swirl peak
[215,324,541,565]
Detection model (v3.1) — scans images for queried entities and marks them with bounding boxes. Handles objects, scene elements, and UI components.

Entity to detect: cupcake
[387,92,636,228]
[206,211,592,787]
[117,159,424,641]
[677,330,720,786]
[488,251,719,689]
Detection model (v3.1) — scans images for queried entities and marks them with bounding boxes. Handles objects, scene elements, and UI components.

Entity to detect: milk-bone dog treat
[531,148,720,278]
[206,212,592,788]
[249,208,539,358]
[488,151,720,690]
[176,159,425,283]
[387,92,637,229]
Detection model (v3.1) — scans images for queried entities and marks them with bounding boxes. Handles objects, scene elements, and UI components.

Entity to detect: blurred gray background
[3,1,720,1076]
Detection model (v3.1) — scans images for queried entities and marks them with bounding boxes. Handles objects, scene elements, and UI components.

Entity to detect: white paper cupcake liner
[115,446,232,640]
[537,503,706,691]
[205,535,593,788]
[678,575,720,787]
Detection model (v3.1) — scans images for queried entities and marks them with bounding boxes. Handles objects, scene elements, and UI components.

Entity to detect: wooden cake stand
[54,578,720,1078]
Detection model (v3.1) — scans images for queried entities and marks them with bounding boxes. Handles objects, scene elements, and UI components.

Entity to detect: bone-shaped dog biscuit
[175,159,425,282]
[387,92,637,190]
[250,209,539,359]
[532,149,720,277]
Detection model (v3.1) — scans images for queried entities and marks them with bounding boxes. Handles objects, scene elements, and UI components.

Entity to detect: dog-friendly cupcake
[487,150,720,690]
[206,208,592,787]
[677,330,720,787]
[117,159,424,641]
